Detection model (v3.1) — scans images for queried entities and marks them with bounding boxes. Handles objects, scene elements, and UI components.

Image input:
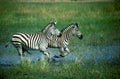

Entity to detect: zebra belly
[28,46,39,50]
[27,42,39,50]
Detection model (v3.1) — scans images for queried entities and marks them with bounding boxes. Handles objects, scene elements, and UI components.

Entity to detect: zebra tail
[5,42,11,48]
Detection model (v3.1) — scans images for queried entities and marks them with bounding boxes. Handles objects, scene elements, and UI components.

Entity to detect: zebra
[5,22,60,61]
[43,23,83,58]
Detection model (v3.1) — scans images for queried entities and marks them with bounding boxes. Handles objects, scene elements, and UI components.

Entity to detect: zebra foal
[43,23,83,58]
[6,22,60,61]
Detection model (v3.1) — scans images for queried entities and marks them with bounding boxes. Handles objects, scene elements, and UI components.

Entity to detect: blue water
[52,45,120,63]
[80,46,120,63]
[0,43,120,68]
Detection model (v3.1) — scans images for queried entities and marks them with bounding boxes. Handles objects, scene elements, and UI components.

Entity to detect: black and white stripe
[44,23,83,58]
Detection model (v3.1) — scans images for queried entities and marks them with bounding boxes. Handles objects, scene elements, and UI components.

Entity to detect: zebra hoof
[54,55,60,58]
[37,58,40,61]
[52,57,60,63]
[60,55,65,57]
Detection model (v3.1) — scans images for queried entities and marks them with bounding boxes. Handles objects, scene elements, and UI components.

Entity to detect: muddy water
[0,43,120,68]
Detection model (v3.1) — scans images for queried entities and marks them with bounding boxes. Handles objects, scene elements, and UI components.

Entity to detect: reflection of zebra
[6,22,60,61]
[43,23,83,58]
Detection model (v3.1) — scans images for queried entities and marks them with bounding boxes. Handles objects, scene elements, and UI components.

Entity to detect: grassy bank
[0,60,120,79]
[0,1,119,45]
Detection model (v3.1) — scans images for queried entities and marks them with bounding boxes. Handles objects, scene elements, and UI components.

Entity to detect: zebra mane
[61,23,79,33]
[41,22,55,33]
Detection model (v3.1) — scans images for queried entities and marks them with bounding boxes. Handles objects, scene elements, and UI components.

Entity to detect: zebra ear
[54,21,57,25]
[75,23,79,28]
[72,26,75,28]
[50,22,56,26]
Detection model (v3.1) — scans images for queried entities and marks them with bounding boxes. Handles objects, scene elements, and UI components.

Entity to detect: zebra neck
[43,30,52,40]
[62,31,72,41]
[46,33,52,40]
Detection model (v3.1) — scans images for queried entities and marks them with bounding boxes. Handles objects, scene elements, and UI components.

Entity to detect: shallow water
[0,43,120,68]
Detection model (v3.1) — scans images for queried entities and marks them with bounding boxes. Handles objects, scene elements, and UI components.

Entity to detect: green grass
[0,60,120,79]
[0,1,119,45]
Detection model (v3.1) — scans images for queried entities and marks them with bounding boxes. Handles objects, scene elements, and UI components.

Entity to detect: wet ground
[0,43,120,68]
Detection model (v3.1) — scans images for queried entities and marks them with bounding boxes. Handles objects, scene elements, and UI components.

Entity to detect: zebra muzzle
[78,34,83,39]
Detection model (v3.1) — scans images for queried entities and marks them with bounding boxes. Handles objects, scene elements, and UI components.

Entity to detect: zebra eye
[72,26,75,28]
[76,29,78,31]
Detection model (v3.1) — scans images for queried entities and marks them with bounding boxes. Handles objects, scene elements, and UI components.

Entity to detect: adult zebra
[43,23,83,58]
[5,22,60,61]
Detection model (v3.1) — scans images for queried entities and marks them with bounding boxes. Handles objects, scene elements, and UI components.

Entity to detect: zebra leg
[26,51,31,55]
[43,50,51,62]
[64,47,70,56]
[22,47,31,55]
[54,47,70,58]
[40,47,51,62]
[54,47,65,58]
[5,42,10,48]
[16,44,24,62]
